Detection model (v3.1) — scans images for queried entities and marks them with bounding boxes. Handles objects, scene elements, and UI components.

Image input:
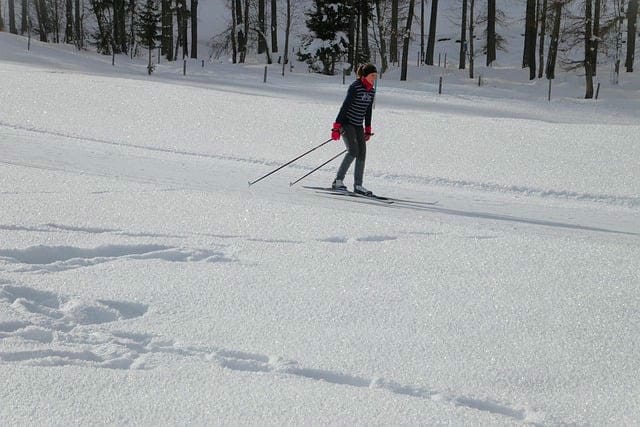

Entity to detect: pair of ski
[302,186,438,206]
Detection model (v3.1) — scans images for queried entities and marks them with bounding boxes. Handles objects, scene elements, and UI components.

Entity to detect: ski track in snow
[0,281,546,424]
[2,121,639,209]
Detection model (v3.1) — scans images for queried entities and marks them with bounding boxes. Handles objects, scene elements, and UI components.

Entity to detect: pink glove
[364,126,373,142]
[331,122,342,141]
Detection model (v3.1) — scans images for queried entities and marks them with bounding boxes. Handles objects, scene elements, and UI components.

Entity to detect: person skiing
[330,63,377,196]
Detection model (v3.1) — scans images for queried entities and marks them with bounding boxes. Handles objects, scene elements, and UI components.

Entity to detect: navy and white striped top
[335,79,375,127]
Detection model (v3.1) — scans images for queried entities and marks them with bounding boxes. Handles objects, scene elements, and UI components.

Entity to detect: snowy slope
[1,32,640,425]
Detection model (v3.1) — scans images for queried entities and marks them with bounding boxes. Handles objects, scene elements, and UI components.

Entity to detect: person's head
[357,63,378,85]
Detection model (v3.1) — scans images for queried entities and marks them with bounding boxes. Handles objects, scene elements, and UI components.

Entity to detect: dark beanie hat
[358,63,377,77]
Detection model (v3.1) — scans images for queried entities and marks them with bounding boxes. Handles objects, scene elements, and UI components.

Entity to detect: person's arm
[335,83,356,124]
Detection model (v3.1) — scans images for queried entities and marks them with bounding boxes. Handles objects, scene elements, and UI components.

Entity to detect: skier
[330,63,377,196]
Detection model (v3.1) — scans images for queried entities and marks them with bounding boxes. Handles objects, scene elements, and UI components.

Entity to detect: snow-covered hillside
[1,31,639,425]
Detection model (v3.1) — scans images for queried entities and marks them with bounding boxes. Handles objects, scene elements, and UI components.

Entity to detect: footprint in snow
[0,281,546,424]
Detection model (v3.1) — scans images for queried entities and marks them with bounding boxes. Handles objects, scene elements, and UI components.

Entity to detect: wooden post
[183,59,186,75]
[438,76,443,94]
[595,82,601,99]
[263,66,268,83]
[548,79,552,102]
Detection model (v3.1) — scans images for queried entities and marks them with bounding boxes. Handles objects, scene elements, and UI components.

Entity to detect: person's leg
[352,127,367,186]
[335,125,360,182]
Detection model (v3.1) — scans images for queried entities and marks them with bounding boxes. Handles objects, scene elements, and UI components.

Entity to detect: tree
[298,0,350,75]
[425,0,438,65]
[0,2,4,32]
[592,0,600,75]
[626,0,638,72]
[373,0,389,73]
[175,0,189,59]
[161,0,173,60]
[258,0,265,54]
[360,0,371,62]
[545,0,563,80]
[487,0,496,65]
[282,0,291,75]
[400,0,415,80]
[34,0,50,42]
[469,0,475,78]
[137,0,160,74]
[523,0,537,79]
[420,0,425,63]
[113,0,128,53]
[74,0,82,48]
[390,0,398,64]
[538,0,547,78]
[460,0,468,69]
[191,0,198,58]
[271,0,278,53]
[9,0,18,34]
[64,0,73,42]
[584,0,595,98]
[21,0,27,34]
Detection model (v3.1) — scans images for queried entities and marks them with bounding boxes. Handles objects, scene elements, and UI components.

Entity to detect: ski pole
[248,138,333,186]
[289,149,347,187]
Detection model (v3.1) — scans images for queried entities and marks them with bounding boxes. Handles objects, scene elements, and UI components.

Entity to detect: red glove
[331,122,342,141]
[364,126,373,142]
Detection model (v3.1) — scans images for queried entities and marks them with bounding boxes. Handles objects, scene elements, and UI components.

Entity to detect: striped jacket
[335,78,375,127]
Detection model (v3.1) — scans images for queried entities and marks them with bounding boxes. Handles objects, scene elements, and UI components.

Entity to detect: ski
[302,186,438,206]
[302,186,394,204]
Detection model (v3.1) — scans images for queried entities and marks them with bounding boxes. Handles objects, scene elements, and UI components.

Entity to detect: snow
[1,30,640,425]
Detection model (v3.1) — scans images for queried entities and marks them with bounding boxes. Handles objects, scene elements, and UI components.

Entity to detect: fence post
[595,82,601,99]
[547,79,552,102]
[263,66,268,83]
[438,76,443,94]
[183,59,186,75]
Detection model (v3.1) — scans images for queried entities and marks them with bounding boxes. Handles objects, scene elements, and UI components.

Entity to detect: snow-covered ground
[1,32,639,425]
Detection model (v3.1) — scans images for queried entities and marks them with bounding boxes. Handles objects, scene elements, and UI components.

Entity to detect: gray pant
[336,124,366,186]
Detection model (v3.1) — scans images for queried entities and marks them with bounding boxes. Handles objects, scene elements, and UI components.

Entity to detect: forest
[1,0,638,97]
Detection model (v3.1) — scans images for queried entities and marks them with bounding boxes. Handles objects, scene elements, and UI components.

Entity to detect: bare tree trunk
[545,0,562,80]
[74,0,82,48]
[487,0,496,65]
[361,0,370,62]
[374,0,388,73]
[524,0,537,79]
[8,0,17,33]
[390,0,398,64]
[35,0,49,42]
[626,0,638,72]
[282,0,290,76]
[191,0,198,58]
[161,0,173,60]
[420,0,425,63]
[592,0,600,76]
[537,0,547,78]
[242,0,249,62]
[258,0,265,54]
[425,0,438,65]
[231,0,237,63]
[459,0,467,69]
[348,1,356,69]
[271,0,277,53]
[64,0,73,41]
[584,0,594,98]
[469,0,475,78]
[21,0,27,34]
[401,0,416,80]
